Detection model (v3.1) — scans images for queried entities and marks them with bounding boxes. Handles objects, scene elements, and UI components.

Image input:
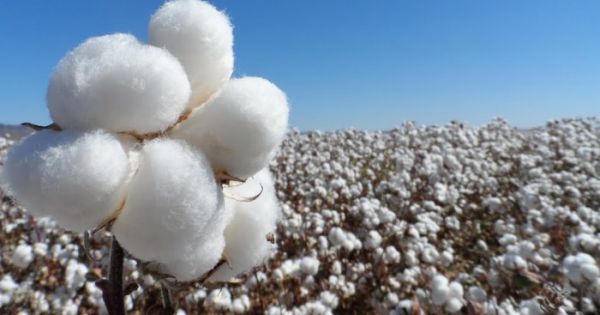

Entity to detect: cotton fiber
[431,274,449,305]
[1,130,129,232]
[162,219,229,281]
[563,253,600,284]
[11,243,34,269]
[172,77,289,179]
[112,138,229,268]
[47,33,191,134]
[149,0,234,107]
[161,178,233,281]
[209,168,281,282]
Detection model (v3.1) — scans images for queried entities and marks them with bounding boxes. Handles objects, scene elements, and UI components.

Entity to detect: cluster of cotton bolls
[0,117,599,314]
[1,0,288,285]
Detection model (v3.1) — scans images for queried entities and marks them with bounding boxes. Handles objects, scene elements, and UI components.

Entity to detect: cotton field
[1,117,599,314]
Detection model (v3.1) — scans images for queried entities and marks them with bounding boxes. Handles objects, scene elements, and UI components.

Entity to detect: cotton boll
[161,183,231,282]
[65,259,89,292]
[519,299,543,315]
[209,168,282,282]
[161,222,229,281]
[2,130,129,232]
[11,244,33,269]
[384,292,399,308]
[581,263,600,281]
[33,243,48,257]
[445,298,463,313]
[432,285,449,306]
[300,257,320,276]
[149,0,234,107]
[205,288,232,311]
[113,138,229,275]
[0,276,18,308]
[467,286,487,302]
[172,77,289,179]
[563,253,600,284]
[47,33,191,134]
[365,231,383,249]
[448,282,464,300]
[431,275,449,305]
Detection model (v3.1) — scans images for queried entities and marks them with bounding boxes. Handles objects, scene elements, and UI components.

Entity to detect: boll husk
[47,33,191,134]
[209,168,281,282]
[112,138,232,279]
[149,0,234,108]
[171,77,289,179]
[0,130,130,233]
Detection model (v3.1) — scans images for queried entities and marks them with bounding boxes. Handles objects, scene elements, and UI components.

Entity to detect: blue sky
[0,1,599,130]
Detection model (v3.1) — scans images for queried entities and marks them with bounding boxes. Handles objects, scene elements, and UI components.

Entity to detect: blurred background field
[1,118,599,314]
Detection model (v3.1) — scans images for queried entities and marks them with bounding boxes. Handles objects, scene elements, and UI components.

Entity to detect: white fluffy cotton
[430,274,464,312]
[160,229,229,281]
[209,168,281,282]
[149,0,234,107]
[47,33,191,134]
[11,244,34,269]
[172,77,289,179]
[431,275,449,305]
[563,253,600,284]
[2,130,129,232]
[112,138,231,281]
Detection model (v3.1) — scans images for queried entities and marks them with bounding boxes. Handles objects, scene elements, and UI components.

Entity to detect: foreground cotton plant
[0,0,288,313]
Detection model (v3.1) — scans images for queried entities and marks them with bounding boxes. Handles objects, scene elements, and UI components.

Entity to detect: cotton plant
[1,0,288,313]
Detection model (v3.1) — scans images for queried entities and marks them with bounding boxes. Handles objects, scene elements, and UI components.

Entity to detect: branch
[21,122,62,131]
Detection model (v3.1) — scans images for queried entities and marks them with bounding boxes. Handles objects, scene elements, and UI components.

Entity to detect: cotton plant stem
[103,236,126,315]
[160,282,175,315]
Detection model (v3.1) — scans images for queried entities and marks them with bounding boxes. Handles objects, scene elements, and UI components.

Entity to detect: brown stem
[102,237,126,315]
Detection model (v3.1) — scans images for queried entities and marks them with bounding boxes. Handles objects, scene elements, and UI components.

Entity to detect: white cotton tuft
[47,33,191,134]
[161,225,230,281]
[149,0,234,107]
[300,256,320,276]
[11,244,34,269]
[563,253,600,284]
[112,138,231,280]
[445,298,464,313]
[172,77,289,179]
[209,168,281,282]
[2,130,130,232]
[431,275,450,305]
[448,282,464,299]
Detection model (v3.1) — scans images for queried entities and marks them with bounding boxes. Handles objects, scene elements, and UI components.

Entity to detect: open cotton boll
[47,33,191,134]
[563,253,600,284]
[149,0,234,107]
[112,138,228,265]
[2,130,129,232]
[172,77,289,179]
[209,168,281,282]
[431,275,450,305]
